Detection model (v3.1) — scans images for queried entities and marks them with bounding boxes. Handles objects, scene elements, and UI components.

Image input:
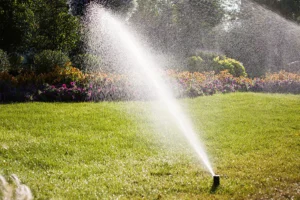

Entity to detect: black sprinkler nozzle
[213,175,220,187]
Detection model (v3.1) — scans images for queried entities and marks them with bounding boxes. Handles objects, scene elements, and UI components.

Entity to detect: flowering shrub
[251,71,300,94]
[11,64,86,86]
[0,68,299,102]
[167,70,252,97]
[265,71,300,81]
[35,83,88,102]
[0,71,16,84]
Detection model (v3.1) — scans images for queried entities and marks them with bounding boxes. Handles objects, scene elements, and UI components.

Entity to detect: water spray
[68,0,137,19]
[85,3,217,185]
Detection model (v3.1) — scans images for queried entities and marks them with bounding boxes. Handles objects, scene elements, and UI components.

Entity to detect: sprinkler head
[213,175,220,187]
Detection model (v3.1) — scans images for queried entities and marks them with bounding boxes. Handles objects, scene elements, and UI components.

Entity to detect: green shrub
[187,51,224,72]
[72,54,101,72]
[9,53,24,72]
[213,56,247,77]
[34,50,70,74]
[187,56,205,72]
[187,51,247,77]
[196,51,221,61]
[0,49,10,71]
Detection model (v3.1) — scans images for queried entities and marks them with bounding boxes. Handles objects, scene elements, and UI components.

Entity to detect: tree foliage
[131,0,224,57]
[219,0,300,77]
[251,0,300,23]
[0,0,36,52]
[0,0,81,55]
[34,50,70,73]
[0,49,10,71]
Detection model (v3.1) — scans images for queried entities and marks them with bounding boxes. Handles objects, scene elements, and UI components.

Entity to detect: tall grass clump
[0,174,33,200]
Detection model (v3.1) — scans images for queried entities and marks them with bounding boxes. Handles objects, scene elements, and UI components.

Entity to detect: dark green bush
[72,54,102,72]
[187,56,205,72]
[0,49,10,71]
[34,50,70,74]
[9,52,24,72]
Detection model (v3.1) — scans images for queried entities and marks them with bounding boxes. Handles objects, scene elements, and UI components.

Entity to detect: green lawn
[0,93,299,199]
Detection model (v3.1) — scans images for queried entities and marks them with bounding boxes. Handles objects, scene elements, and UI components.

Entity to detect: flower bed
[0,69,299,102]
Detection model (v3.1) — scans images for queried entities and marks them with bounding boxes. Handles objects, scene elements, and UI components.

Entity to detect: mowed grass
[0,93,299,199]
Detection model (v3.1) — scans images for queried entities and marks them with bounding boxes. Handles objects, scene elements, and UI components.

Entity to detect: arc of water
[88,6,215,176]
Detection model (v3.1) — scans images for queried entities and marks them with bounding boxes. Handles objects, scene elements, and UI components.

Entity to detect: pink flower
[62,84,67,88]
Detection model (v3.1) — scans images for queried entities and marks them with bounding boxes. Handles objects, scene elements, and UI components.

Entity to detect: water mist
[85,4,215,176]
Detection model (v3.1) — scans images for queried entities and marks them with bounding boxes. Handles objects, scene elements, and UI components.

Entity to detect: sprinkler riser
[213,175,220,187]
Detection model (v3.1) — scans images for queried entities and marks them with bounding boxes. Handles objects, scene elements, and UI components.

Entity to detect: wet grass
[0,93,299,199]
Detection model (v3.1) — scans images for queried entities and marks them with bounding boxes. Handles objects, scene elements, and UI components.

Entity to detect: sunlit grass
[0,93,299,199]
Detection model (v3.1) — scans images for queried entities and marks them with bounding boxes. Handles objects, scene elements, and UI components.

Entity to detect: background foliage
[0,49,10,71]
[0,0,81,60]
[0,0,299,82]
[34,50,70,74]
[252,0,300,23]
[131,0,224,57]
[219,0,300,77]
[0,67,299,102]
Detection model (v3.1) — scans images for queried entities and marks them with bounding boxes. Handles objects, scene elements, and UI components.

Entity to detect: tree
[32,0,81,53]
[218,0,300,77]
[0,0,81,55]
[252,0,300,23]
[0,0,36,52]
[69,0,137,16]
[171,0,224,54]
[131,0,224,58]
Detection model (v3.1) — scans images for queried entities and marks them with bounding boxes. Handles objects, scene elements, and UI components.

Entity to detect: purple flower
[62,84,67,88]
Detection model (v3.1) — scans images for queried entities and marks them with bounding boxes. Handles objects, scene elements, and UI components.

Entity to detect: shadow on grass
[210,184,220,194]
